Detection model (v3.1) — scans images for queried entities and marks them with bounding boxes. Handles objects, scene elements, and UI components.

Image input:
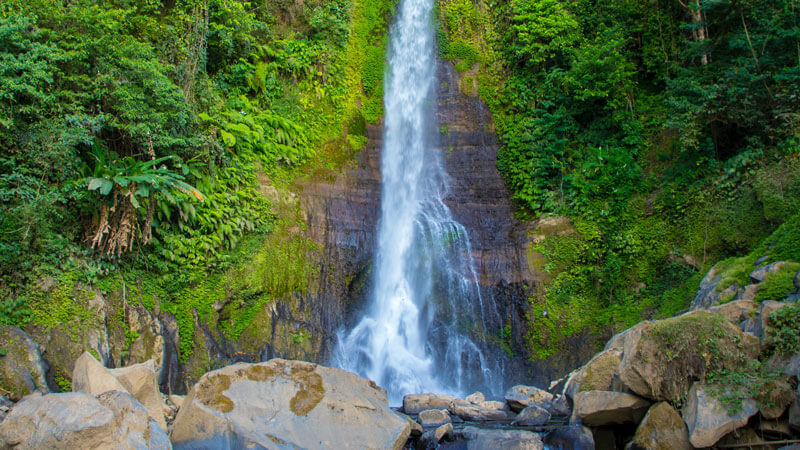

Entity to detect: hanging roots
[90,185,150,258]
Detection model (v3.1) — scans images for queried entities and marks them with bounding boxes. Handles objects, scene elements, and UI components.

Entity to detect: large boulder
[72,351,127,394]
[0,326,50,399]
[459,426,543,450]
[758,378,794,419]
[511,405,550,426]
[709,299,756,324]
[682,383,758,448]
[564,349,621,400]
[418,409,450,427]
[0,391,169,449]
[466,392,485,404]
[403,393,458,414]
[170,359,410,449]
[571,391,650,427]
[603,322,651,353]
[111,360,167,430]
[505,385,553,412]
[616,311,758,402]
[750,261,790,283]
[542,425,594,450]
[449,398,510,421]
[72,352,166,430]
[630,402,691,450]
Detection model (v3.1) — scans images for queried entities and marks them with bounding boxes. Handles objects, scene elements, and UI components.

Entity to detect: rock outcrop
[0,391,170,449]
[0,326,50,400]
[615,311,757,402]
[72,351,166,430]
[511,405,551,426]
[631,402,691,450]
[682,383,759,448]
[571,391,651,426]
[504,384,554,412]
[170,359,410,449]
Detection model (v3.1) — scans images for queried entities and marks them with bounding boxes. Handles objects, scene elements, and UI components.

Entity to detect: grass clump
[755,263,800,302]
[768,303,800,356]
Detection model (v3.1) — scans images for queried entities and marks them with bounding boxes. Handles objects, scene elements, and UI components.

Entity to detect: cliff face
[24,61,594,395]
[293,61,599,388]
[436,62,535,286]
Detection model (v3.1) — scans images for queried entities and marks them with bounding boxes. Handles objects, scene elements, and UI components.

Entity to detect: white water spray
[333,0,503,404]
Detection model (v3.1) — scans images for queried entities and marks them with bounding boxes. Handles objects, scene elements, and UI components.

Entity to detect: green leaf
[88,178,114,195]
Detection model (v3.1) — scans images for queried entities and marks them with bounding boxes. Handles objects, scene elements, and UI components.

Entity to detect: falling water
[333,0,503,404]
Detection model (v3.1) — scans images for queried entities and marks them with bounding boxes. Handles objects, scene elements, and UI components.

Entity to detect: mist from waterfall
[332,0,503,404]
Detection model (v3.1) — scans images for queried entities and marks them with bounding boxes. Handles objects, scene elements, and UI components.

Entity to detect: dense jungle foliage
[0,0,798,363]
[0,0,394,326]
[436,0,800,357]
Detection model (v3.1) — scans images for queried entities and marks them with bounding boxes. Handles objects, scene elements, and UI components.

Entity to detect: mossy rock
[616,311,759,403]
[631,402,691,450]
[0,326,51,400]
[578,350,621,393]
[25,279,110,389]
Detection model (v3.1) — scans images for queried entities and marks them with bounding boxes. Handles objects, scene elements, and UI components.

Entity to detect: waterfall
[333,0,503,404]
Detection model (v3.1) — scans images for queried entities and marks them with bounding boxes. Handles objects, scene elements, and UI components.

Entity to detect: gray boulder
[110,361,167,430]
[571,391,650,426]
[691,266,731,310]
[0,326,50,400]
[511,404,550,426]
[542,425,594,450]
[0,391,169,449]
[790,392,800,429]
[73,351,165,430]
[418,409,450,427]
[750,261,790,282]
[550,394,571,416]
[170,359,410,449]
[682,383,758,448]
[403,393,458,414]
[465,391,485,404]
[72,351,127,394]
[459,426,543,450]
[449,398,510,421]
[434,423,453,442]
[505,385,553,412]
[709,299,756,324]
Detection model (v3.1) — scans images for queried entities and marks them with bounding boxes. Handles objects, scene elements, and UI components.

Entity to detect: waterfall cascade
[333,0,503,404]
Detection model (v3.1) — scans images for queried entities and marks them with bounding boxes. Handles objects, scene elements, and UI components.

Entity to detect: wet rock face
[436,62,535,286]
[292,124,382,357]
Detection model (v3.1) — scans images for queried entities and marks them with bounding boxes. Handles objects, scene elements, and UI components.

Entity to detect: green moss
[755,263,800,302]
[28,271,96,332]
[769,302,800,355]
[343,0,395,124]
[712,254,757,293]
[579,351,620,392]
[54,372,72,392]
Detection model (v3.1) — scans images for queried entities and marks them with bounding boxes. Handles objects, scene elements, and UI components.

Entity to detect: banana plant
[86,150,204,258]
